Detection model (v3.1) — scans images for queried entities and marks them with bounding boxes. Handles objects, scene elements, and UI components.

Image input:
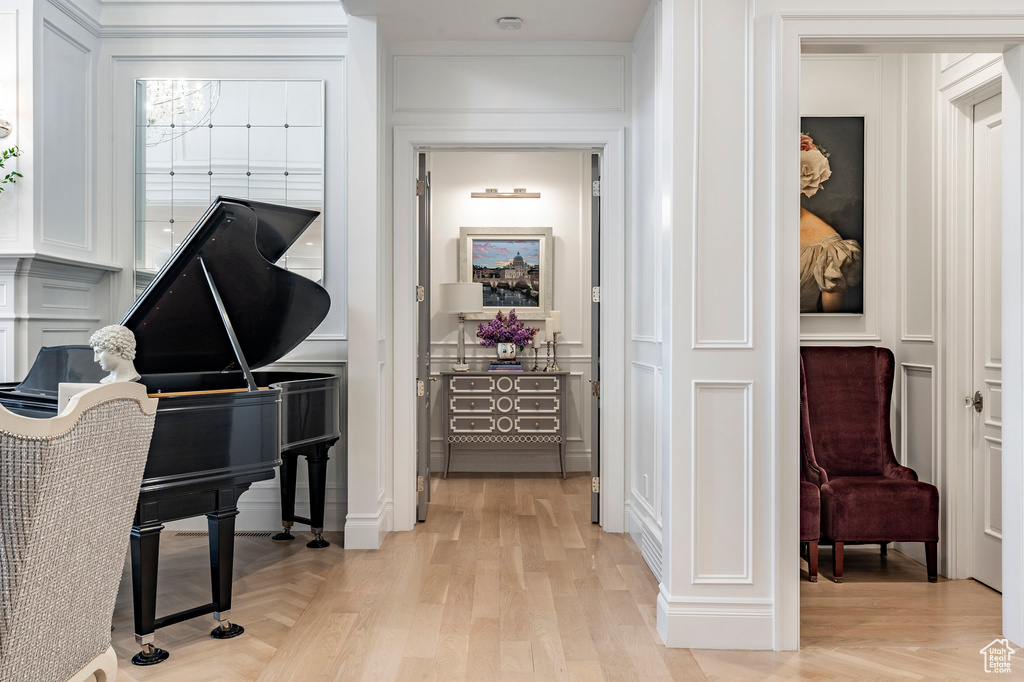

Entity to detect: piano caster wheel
[132,643,170,666]
[306,532,330,549]
[210,621,245,639]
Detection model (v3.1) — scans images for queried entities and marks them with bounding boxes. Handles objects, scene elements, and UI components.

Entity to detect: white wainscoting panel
[394,55,625,113]
[632,8,662,343]
[692,381,753,584]
[631,362,661,513]
[692,0,751,348]
[900,364,936,484]
[40,20,91,252]
[902,53,936,342]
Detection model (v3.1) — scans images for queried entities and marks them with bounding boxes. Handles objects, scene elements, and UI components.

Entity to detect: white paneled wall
[629,2,665,581]
[428,150,592,473]
[800,53,940,569]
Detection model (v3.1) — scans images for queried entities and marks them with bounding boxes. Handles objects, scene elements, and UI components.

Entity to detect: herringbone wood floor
[110,473,1014,680]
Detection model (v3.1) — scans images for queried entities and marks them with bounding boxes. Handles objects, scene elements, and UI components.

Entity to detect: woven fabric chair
[0,382,158,682]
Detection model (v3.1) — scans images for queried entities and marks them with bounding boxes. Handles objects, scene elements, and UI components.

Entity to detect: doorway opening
[795,49,1007,649]
[414,149,601,523]
[392,127,626,536]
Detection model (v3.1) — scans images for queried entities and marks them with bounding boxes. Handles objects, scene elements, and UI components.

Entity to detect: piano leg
[272,451,298,541]
[208,506,245,639]
[130,523,170,666]
[305,442,332,548]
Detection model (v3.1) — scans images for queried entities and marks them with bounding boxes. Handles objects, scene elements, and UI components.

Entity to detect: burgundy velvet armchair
[799,356,821,582]
[800,346,939,583]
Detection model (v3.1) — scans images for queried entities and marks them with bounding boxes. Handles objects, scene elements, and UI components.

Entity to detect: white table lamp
[439,282,483,372]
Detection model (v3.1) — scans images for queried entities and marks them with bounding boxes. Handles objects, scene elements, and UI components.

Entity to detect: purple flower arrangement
[476,309,538,349]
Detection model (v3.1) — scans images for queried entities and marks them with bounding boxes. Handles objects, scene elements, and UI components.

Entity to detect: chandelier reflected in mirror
[144,80,221,145]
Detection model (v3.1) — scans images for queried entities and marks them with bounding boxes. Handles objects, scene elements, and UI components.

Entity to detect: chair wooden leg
[808,541,818,582]
[832,542,843,583]
[880,542,887,556]
[925,541,938,582]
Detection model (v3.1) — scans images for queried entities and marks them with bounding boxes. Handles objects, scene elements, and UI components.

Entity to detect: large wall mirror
[134,79,325,295]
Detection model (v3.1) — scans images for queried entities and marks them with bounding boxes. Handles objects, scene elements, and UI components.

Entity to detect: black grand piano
[0,197,342,665]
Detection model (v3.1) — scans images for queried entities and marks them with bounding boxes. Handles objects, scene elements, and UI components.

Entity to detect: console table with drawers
[440,371,568,479]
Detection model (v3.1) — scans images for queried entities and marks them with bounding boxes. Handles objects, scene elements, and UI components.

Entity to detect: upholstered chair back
[0,383,157,682]
[799,346,896,478]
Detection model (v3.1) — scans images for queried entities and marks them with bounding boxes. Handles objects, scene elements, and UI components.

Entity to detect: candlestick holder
[550,333,561,372]
[543,341,553,371]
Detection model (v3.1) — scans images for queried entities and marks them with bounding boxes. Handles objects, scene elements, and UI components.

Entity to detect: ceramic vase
[496,343,517,360]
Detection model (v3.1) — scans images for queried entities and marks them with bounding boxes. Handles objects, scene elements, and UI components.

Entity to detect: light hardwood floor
[111,473,1014,680]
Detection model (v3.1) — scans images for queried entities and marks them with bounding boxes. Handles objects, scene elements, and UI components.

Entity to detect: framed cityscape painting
[800,116,865,314]
[458,226,553,320]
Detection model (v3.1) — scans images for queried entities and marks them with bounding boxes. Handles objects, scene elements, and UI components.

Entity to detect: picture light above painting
[800,116,865,315]
[458,226,553,320]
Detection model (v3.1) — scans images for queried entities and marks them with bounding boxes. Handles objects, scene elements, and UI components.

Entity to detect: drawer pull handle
[470,402,475,409]
[470,381,475,388]
[534,422,539,428]
[471,421,475,428]
[534,382,539,388]
[534,402,539,409]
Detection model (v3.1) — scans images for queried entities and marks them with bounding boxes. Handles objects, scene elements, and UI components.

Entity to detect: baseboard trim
[628,501,663,581]
[344,501,392,549]
[656,587,774,649]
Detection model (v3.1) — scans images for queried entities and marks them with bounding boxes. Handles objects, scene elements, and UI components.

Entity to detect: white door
[972,92,1003,592]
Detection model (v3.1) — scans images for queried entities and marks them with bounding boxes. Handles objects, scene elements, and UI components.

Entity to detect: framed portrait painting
[800,116,865,315]
[458,226,553,320]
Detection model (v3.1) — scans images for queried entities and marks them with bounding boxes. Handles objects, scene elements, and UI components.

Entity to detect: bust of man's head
[89,325,141,383]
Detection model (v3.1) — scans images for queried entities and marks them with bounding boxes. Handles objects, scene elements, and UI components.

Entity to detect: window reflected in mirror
[134,79,325,295]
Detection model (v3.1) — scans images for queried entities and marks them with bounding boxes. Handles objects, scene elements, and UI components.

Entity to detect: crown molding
[99,25,347,39]
[48,0,103,37]
[45,0,347,39]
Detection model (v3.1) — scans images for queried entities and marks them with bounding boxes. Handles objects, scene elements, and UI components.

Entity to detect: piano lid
[121,197,330,376]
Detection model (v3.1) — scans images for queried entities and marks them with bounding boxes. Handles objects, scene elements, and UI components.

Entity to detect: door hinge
[592,476,600,493]
[417,475,425,492]
[592,180,601,197]
[592,286,600,303]
[416,285,425,302]
[417,179,426,197]
[592,380,600,398]
[417,379,425,397]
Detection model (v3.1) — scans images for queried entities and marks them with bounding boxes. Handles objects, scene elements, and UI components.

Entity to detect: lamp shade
[439,282,483,313]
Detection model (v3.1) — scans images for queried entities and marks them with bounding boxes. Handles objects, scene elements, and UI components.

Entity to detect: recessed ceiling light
[163,228,173,233]
[305,242,314,246]
[497,17,523,31]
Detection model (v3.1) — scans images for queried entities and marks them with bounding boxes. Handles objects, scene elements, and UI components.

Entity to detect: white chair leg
[67,645,117,682]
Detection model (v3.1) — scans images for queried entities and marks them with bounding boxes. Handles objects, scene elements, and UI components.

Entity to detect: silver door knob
[966,391,984,413]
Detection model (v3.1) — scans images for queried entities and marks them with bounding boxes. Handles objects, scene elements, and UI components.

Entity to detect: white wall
[628,1,666,582]
[428,150,593,473]
[799,53,940,568]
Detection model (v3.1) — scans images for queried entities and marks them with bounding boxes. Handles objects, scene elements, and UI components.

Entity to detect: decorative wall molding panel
[692,0,752,349]
[394,56,625,113]
[40,20,93,255]
[691,380,753,584]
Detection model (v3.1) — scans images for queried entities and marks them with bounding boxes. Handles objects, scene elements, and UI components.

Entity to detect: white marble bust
[89,325,142,384]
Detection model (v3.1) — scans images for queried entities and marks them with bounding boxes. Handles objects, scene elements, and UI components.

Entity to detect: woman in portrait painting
[800,134,863,313]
